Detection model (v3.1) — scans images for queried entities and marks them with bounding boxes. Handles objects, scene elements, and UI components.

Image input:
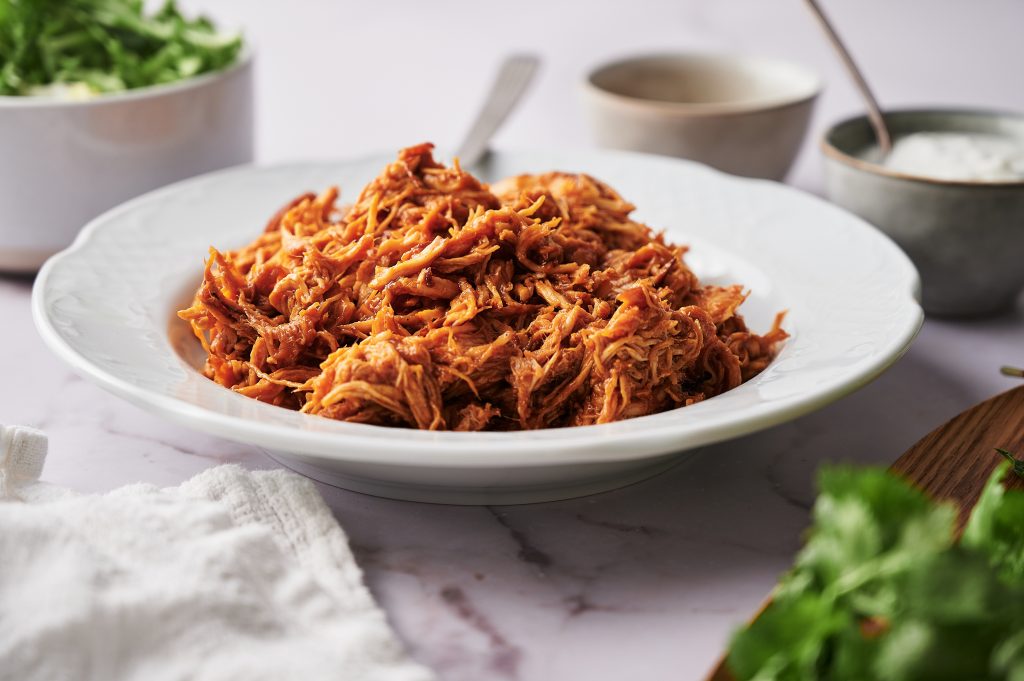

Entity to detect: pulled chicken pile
[179,143,786,430]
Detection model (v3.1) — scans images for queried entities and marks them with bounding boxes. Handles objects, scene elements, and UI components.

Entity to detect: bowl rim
[0,47,254,109]
[583,51,822,117]
[820,107,1024,188]
[31,147,923,466]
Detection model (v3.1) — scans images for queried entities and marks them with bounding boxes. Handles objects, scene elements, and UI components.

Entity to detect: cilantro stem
[995,448,1024,478]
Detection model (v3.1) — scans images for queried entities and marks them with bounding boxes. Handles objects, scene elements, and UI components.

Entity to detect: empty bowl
[582,53,821,180]
[822,109,1024,317]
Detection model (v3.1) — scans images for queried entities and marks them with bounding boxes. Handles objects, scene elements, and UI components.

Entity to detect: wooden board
[889,385,1024,527]
[706,385,1024,681]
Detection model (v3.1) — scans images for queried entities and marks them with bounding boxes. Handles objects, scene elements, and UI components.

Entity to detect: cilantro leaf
[995,448,1024,479]
[728,591,843,681]
[963,462,1024,585]
[727,464,1024,681]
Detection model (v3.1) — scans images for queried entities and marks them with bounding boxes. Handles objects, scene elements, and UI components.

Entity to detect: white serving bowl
[0,54,254,273]
[583,53,820,180]
[33,149,922,504]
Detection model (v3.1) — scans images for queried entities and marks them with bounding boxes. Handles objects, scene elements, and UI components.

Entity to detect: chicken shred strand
[179,143,787,431]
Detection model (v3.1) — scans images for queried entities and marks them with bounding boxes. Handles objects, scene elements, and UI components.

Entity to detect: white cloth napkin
[0,425,435,681]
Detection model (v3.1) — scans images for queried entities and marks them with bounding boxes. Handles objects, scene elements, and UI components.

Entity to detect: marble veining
[5,274,1022,679]
[5,0,1024,673]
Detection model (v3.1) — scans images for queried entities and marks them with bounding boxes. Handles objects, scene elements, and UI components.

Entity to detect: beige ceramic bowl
[583,53,821,180]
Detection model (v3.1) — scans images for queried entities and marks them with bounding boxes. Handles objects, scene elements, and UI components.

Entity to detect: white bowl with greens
[0,0,252,273]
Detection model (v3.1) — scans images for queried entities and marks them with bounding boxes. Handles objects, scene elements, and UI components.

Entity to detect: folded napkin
[0,425,435,681]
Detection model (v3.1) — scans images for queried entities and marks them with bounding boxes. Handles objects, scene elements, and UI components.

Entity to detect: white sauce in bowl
[880,132,1024,182]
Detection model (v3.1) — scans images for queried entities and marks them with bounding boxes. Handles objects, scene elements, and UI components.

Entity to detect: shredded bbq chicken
[179,143,786,430]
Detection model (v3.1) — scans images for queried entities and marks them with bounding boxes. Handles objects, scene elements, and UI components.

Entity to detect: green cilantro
[728,462,1024,680]
[963,461,1024,584]
[0,0,242,96]
[996,448,1024,479]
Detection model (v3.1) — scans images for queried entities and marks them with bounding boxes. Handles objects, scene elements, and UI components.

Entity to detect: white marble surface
[4,1,1024,679]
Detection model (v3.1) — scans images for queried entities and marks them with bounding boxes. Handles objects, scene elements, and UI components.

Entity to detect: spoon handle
[456,54,540,168]
[804,0,892,153]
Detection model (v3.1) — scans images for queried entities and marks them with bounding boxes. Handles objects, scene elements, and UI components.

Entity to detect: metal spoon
[456,54,540,167]
[804,0,892,154]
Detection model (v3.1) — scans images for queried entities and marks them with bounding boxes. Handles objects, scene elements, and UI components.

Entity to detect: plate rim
[32,147,924,468]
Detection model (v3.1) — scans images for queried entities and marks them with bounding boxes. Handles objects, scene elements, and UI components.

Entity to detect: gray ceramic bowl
[823,109,1024,317]
[583,53,820,180]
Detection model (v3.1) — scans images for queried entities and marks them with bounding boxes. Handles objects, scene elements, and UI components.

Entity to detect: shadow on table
[317,344,987,678]
[0,271,35,286]
[333,342,976,537]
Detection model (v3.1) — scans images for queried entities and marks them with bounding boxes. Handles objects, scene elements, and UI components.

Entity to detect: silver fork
[455,54,540,168]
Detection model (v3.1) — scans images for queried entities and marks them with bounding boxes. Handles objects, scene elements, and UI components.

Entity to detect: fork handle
[456,54,540,168]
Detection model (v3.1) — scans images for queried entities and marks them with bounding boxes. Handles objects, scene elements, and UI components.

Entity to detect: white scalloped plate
[33,149,923,504]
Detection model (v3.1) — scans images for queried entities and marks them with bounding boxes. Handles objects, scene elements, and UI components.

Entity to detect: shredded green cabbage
[0,0,242,96]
